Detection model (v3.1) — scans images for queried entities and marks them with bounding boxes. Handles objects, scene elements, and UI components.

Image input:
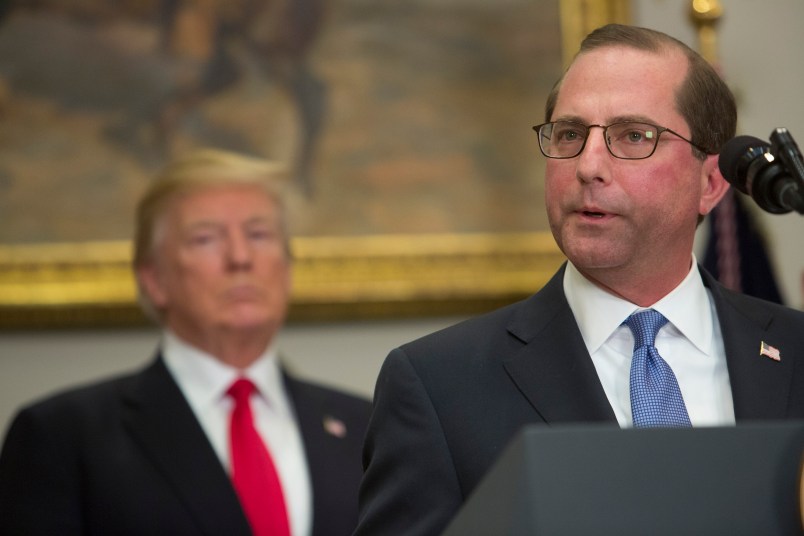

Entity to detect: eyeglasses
[532,120,709,160]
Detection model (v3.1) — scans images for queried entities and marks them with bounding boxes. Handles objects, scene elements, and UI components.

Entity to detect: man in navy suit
[356,24,804,535]
[0,149,371,535]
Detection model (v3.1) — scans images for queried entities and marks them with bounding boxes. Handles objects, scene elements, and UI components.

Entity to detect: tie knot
[624,309,668,349]
[227,378,256,404]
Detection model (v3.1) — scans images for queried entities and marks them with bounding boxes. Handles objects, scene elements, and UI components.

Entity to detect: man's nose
[225,232,254,267]
[575,127,613,184]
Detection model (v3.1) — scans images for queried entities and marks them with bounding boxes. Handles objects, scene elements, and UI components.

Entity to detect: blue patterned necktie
[625,310,691,427]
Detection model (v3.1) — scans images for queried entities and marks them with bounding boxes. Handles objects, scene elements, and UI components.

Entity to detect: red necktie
[227,378,291,536]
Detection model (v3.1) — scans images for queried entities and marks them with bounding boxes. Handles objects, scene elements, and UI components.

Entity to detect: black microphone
[718,133,804,214]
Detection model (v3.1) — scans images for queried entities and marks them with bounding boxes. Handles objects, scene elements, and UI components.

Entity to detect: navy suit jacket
[0,355,371,536]
[356,264,804,535]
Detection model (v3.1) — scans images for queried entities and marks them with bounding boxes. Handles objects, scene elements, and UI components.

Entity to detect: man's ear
[136,262,168,309]
[699,153,731,216]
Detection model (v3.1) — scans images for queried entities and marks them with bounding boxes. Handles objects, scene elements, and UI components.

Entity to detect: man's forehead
[163,186,279,225]
[556,45,687,114]
[570,44,684,73]
[173,184,274,208]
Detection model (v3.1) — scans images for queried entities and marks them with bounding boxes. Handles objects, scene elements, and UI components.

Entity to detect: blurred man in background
[0,149,370,536]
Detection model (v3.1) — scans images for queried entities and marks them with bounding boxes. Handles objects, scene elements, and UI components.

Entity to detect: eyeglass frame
[532,120,712,160]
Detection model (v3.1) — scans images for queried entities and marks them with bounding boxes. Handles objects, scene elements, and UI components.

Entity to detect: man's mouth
[582,210,607,218]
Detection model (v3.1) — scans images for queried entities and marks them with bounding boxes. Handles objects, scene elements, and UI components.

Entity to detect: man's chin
[563,244,627,270]
[217,306,274,330]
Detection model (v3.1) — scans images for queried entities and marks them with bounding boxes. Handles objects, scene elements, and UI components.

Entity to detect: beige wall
[0,317,463,435]
[3,0,804,436]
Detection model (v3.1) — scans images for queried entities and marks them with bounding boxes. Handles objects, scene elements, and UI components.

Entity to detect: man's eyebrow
[608,114,655,124]
[184,220,221,231]
[244,215,273,223]
[550,114,657,125]
[551,114,586,124]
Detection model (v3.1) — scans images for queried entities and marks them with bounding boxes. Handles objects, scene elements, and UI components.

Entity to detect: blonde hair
[133,148,290,321]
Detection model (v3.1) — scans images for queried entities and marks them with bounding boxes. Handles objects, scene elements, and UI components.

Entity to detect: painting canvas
[0,0,561,242]
[0,0,627,326]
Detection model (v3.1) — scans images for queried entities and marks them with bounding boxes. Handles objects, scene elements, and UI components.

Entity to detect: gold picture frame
[0,0,628,329]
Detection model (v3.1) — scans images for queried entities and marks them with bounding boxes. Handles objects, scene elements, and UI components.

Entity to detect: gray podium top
[442,422,804,536]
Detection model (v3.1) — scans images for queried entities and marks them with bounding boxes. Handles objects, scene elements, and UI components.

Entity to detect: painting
[0,0,629,328]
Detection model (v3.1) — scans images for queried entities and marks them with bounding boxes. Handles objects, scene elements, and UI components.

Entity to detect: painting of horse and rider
[0,0,561,244]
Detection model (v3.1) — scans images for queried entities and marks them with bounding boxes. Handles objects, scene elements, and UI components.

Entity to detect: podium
[442,422,804,536]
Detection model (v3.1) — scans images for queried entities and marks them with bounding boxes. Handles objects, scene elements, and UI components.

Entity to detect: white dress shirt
[563,258,736,427]
[162,331,313,536]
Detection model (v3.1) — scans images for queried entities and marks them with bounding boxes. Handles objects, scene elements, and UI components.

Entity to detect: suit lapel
[501,264,796,424]
[703,269,795,420]
[284,373,327,505]
[283,373,360,536]
[121,356,251,536]
[503,265,617,424]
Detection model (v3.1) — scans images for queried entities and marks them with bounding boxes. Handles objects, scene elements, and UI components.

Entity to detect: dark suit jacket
[0,355,371,536]
[355,264,804,536]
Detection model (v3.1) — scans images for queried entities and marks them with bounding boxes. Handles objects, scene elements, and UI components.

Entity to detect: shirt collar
[161,330,290,414]
[563,256,712,354]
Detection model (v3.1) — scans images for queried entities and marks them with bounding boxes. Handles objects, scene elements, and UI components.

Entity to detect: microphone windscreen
[718,135,770,184]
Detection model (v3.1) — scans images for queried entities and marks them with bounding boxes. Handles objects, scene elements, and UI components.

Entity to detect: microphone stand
[769,128,804,214]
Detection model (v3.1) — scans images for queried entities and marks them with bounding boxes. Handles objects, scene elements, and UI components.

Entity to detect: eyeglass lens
[538,121,661,159]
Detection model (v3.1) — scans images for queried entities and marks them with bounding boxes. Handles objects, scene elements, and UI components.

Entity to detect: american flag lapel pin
[323,415,347,438]
[759,341,781,362]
